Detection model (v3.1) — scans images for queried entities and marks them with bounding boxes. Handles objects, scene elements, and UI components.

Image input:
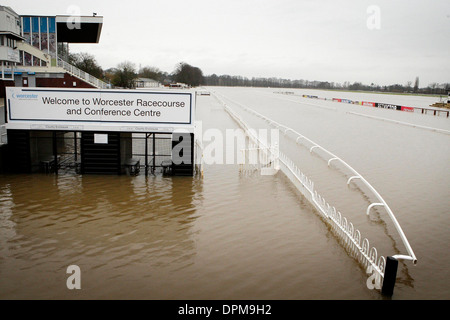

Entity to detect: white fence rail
[213,91,417,294]
[217,96,279,175]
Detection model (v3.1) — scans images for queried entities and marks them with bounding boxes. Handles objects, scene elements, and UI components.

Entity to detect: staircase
[57,58,108,89]
[80,132,121,174]
[16,41,108,89]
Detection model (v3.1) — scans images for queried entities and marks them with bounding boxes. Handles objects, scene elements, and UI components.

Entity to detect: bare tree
[406,81,412,92]
[112,61,137,88]
[139,66,163,81]
[69,52,104,79]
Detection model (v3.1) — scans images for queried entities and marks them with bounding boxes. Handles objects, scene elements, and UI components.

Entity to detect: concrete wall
[36,72,96,88]
[0,6,21,36]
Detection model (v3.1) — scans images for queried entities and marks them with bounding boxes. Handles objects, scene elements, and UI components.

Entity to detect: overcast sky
[4,0,450,86]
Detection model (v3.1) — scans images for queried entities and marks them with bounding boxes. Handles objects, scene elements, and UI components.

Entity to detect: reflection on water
[0,173,202,299]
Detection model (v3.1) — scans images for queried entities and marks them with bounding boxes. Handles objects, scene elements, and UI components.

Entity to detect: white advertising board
[6,87,195,132]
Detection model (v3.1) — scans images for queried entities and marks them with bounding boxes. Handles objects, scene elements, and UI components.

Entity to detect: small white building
[134,77,160,88]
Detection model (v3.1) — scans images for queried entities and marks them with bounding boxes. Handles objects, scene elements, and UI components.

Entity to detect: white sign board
[7,48,20,63]
[94,133,108,144]
[6,87,195,132]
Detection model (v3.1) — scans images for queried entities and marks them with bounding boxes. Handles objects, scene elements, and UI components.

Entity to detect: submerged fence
[213,91,417,295]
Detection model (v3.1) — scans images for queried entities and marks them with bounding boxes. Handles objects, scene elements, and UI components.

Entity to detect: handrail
[214,96,279,172]
[57,57,108,89]
[215,91,417,265]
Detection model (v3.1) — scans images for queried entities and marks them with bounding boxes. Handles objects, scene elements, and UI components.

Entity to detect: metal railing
[57,57,108,89]
[213,91,417,293]
[215,95,279,175]
[278,151,386,288]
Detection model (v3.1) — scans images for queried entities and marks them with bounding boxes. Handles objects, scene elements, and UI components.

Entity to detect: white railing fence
[216,96,279,176]
[213,91,417,295]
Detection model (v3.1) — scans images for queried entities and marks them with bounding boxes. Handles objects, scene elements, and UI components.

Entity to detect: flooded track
[0,87,449,299]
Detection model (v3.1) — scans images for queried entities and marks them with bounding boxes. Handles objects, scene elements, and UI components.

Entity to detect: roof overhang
[55,15,103,43]
[0,31,25,41]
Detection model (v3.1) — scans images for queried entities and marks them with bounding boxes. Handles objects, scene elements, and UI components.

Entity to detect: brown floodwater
[0,87,449,299]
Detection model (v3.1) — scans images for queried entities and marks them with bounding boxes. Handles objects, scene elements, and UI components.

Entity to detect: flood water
[0,87,449,300]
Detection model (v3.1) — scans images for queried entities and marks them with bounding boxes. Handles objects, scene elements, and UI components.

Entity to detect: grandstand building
[0,4,105,93]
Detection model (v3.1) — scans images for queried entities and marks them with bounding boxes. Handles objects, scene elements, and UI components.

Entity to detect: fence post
[381,256,398,296]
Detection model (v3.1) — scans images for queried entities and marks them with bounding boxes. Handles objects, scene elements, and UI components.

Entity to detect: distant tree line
[203,74,450,95]
[67,52,448,94]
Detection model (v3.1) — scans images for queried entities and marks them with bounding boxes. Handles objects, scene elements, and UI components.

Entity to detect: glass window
[24,32,31,45]
[24,52,32,66]
[40,17,48,53]
[23,17,31,33]
[32,33,40,49]
[33,56,40,66]
[41,33,48,53]
[32,17,40,49]
[32,17,39,33]
[40,17,48,33]
[48,17,56,33]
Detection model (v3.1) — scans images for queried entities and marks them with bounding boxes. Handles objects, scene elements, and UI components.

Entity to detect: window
[40,17,48,33]
[48,17,55,33]
[32,17,39,33]
[23,17,31,33]
[40,17,48,52]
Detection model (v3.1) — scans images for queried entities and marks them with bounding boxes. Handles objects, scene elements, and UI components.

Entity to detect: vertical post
[152,133,156,173]
[145,133,148,176]
[53,131,58,175]
[74,131,78,162]
[381,256,398,296]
